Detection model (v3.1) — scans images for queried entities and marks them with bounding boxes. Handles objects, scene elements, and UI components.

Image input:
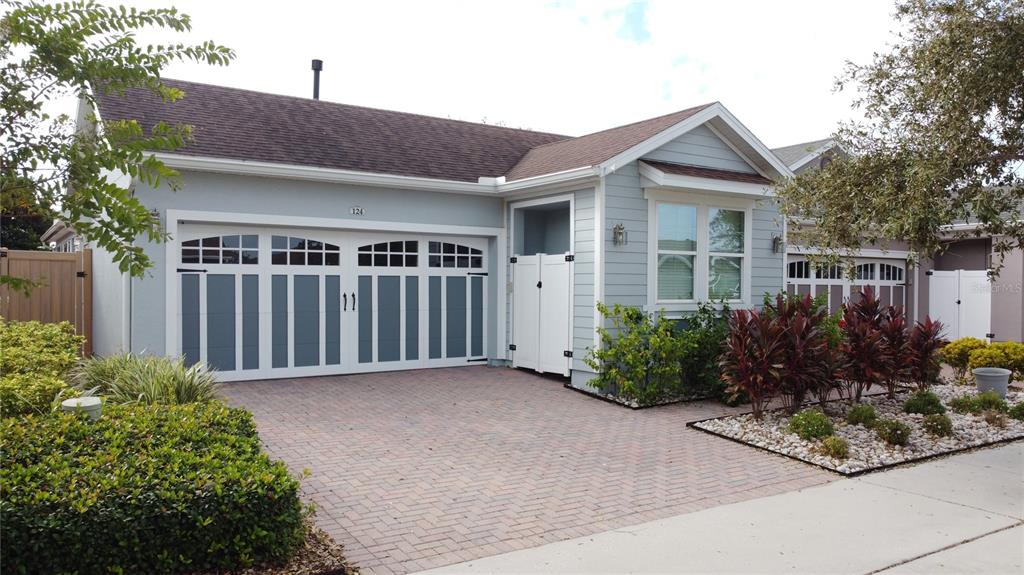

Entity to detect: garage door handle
[352,292,356,309]
[343,293,347,311]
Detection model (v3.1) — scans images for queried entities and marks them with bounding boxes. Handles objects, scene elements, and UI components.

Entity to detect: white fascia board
[154,153,597,197]
[638,161,774,198]
[788,244,912,260]
[155,153,498,195]
[787,140,836,172]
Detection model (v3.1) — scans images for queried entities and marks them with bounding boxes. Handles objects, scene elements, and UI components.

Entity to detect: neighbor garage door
[175,224,487,381]
[786,257,907,313]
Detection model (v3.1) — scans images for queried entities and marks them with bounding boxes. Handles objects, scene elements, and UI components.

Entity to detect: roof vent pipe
[311,59,323,100]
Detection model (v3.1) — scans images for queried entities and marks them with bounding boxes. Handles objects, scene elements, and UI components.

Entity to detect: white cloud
[46,0,900,147]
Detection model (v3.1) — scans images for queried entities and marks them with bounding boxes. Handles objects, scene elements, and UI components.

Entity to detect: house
[86,79,790,388]
[40,220,86,253]
[776,138,1023,343]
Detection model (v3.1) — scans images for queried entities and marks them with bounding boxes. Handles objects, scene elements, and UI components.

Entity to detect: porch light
[612,223,627,246]
[772,235,784,254]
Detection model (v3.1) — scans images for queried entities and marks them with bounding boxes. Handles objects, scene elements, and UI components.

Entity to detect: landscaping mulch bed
[204,522,355,575]
[690,384,1024,476]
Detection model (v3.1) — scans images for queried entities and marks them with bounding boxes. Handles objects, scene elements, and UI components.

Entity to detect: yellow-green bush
[0,319,83,376]
[968,345,1014,374]
[989,341,1024,378]
[941,337,988,378]
[0,373,76,417]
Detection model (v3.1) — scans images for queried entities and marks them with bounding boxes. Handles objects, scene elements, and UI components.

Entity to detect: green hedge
[0,319,83,376]
[1,403,306,574]
[0,373,76,417]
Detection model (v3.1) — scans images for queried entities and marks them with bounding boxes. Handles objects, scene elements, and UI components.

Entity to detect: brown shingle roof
[504,104,715,181]
[641,160,772,184]
[96,79,569,183]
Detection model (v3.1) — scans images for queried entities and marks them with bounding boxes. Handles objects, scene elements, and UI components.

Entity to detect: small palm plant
[71,353,220,405]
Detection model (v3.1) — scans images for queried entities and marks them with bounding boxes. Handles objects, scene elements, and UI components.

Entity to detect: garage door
[175,225,488,381]
[786,257,907,313]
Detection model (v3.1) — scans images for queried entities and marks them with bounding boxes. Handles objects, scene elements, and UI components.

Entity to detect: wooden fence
[0,248,93,356]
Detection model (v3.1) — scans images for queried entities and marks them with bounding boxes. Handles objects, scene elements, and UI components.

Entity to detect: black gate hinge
[508,344,517,351]
[565,254,575,262]
[76,271,87,278]
[925,270,934,276]
[986,333,995,339]
[563,350,573,358]
[510,256,518,264]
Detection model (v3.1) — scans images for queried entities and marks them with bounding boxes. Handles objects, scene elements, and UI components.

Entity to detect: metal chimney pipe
[311,59,323,99]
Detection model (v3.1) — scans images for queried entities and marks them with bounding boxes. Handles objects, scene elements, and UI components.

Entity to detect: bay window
[648,193,752,308]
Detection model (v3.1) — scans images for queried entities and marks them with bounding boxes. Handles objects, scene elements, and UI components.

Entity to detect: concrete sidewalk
[419,443,1024,574]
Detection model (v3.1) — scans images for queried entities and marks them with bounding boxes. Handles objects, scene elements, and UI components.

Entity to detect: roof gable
[503,104,713,182]
[95,79,569,183]
[641,123,757,174]
[772,138,834,170]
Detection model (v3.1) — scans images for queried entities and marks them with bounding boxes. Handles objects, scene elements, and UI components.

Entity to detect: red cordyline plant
[909,316,945,390]
[719,308,786,420]
[766,294,832,413]
[879,306,912,399]
[839,287,892,402]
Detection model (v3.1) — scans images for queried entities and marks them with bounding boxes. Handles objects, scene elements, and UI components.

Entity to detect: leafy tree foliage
[1,0,233,289]
[777,0,1024,272]
[1,177,53,249]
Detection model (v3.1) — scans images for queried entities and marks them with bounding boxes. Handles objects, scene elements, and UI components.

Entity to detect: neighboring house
[775,138,1023,343]
[85,79,791,387]
[40,220,85,253]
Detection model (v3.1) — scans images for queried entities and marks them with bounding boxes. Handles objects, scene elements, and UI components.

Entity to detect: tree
[776,0,1023,273]
[1,176,53,249]
[0,0,233,290]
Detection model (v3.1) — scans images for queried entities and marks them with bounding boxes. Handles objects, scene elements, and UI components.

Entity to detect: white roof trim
[786,140,836,171]
[638,161,774,198]
[153,153,597,196]
[598,103,794,180]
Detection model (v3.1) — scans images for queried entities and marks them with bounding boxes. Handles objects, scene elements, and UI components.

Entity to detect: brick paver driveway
[223,367,834,574]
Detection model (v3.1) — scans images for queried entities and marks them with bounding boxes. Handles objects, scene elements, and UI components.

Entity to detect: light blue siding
[642,124,756,173]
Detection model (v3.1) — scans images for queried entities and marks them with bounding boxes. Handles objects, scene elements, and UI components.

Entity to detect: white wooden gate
[511,253,572,376]
[928,269,992,340]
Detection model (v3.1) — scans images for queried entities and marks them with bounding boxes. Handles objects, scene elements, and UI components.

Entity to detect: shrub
[72,353,220,405]
[0,319,83,376]
[902,390,946,415]
[1010,402,1024,421]
[719,308,786,419]
[764,293,834,413]
[819,435,849,459]
[879,306,912,398]
[975,391,1009,413]
[983,409,1008,428]
[941,337,988,378]
[787,408,835,440]
[0,403,305,574]
[839,287,892,402]
[968,346,1014,374]
[0,373,74,417]
[846,404,878,427]
[677,302,730,399]
[586,303,684,405]
[989,341,1024,379]
[909,317,945,390]
[922,413,953,437]
[875,418,912,446]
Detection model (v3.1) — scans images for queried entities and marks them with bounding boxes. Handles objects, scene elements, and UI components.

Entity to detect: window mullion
[697,205,709,301]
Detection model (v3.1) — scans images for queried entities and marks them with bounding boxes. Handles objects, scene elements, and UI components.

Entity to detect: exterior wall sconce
[772,235,783,254]
[612,223,627,246]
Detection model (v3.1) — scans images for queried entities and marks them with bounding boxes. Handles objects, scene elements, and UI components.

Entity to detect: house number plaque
[350,206,365,216]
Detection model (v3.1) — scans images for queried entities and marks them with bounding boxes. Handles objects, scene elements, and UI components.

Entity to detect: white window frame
[645,189,753,312]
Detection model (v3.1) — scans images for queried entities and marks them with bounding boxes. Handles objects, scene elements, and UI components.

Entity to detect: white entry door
[928,269,992,340]
[511,253,572,376]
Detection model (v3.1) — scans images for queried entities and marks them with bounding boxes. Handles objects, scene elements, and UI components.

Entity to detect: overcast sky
[79,0,901,148]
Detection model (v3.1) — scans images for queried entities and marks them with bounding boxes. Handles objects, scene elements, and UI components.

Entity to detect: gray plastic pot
[973,367,1011,399]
